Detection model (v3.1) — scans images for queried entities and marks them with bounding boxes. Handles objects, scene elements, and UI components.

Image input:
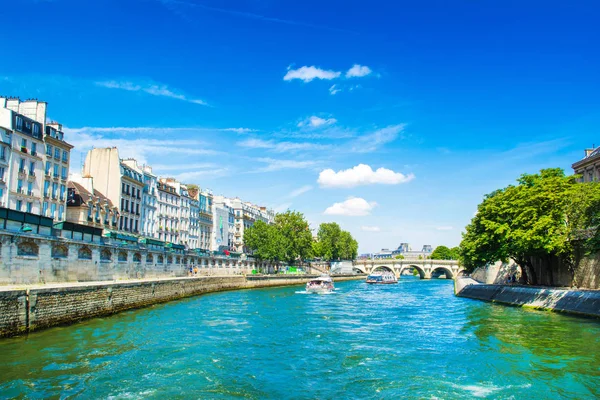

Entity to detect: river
[0,278,599,399]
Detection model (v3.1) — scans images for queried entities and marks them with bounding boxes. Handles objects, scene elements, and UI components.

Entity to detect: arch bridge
[353,259,464,280]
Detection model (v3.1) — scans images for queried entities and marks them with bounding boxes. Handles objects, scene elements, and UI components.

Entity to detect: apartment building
[82,148,144,234]
[157,180,180,243]
[572,147,600,182]
[122,160,158,238]
[66,179,120,230]
[0,97,72,219]
[211,197,234,252]
[198,189,213,251]
[224,197,275,253]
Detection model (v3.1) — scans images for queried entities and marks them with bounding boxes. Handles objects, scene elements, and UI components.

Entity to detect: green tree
[431,246,453,260]
[313,222,359,261]
[459,168,600,284]
[243,221,284,261]
[274,211,313,263]
[394,254,405,260]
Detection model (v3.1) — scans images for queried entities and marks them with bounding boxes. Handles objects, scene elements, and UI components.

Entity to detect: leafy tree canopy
[313,222,358,261]
[459,168,600,283]
[431,246,460,260]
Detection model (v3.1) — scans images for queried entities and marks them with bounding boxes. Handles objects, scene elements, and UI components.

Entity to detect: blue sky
[2,0,599,253]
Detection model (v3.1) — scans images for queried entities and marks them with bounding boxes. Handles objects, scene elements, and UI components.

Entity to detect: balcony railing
[20,147,27,154]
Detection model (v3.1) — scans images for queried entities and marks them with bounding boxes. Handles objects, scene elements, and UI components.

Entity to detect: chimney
[585,148,594,157]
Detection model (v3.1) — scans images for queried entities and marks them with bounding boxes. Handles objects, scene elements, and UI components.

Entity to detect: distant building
[370,243,433,260]
[572,147,600,182]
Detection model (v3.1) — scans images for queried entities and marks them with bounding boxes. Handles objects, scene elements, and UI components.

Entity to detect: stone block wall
[0,231,280,285]
[0,274,364,337]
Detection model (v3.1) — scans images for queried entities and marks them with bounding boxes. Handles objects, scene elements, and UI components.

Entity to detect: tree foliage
[459,168,600,283]
[313,222,358,261]
[430,246,460,260]
[244,211,314,263]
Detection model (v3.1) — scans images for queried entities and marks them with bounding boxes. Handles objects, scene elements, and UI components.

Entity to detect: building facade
[572,147,600,182]
[66,179,120,231]
[82,149,144,234]
[157,180,180,243]
[0,98,72,220]
[198,189,213,251]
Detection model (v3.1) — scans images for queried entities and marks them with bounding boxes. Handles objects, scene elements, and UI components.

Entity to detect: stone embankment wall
[454,277,600,318]
[471,252,600,290]
[0,274,364,338]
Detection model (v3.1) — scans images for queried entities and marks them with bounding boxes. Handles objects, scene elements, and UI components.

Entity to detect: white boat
[306,275,334,294]
[366,272,398,284]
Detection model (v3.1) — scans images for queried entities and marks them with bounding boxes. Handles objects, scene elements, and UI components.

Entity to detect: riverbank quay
[0,273,365,338]
[455,277,600,318]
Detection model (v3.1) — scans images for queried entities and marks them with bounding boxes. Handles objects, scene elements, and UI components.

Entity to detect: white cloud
[173,168,229,182]
[351,124,406,153]
[324,197,377,216]
[250,158,319,173]
[152,162,217,171]
[95,80,208,106]
[297,116,337,128]
[284,66,341,82]
[436,226,454,231]
[65,126,254,135]
[222,127,256,134]
[329,84,341,95]
[238,138,329,152]
[346,64,372,78]
[361,226,381,232]
[289,185,313,198]
[318,164,414,188]
[274,202,293,212]
[65,131,219,166]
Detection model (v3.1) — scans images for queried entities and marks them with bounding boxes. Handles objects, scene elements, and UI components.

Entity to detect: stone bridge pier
[353,259,464,280]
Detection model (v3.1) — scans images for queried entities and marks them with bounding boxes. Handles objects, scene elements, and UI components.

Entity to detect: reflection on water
[0,278,598,399]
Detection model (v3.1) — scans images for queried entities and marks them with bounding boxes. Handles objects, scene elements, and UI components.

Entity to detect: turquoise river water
[1,278,599,399]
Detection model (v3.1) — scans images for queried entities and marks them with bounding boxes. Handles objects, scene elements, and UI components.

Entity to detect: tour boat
[306,275,335,294]
[366,272,398,284]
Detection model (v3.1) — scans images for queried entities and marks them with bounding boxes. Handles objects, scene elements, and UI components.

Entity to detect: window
[42,201,48,216]
[125,199,129,212]
[53,164,59,177]
[17,179,23,192]
[60,184,65,199]
[16,200,22,211]
[29,161,35,174]
[61,166,67,179]
[0,146,5,160]
[46,144,52,156]
[50,203,56,218]
[27,181,32,194]
[27,202,32,213]
[54,148,60,159]
[62,150,68,162]
[52,182,58,197]
[45,161,51,174]
[31,142,36,154]
[59,205,64,220]
[21,138,27,149]
[19,158,25,171]
[119,216,123,230]
[16,116,23,130]
[0,167,4,180]
[44,180,50,196]
[134,220,138,232]
[136,203,140,214]
[122,182,126,193]
[32,124,39,136]
[124,216,129,230]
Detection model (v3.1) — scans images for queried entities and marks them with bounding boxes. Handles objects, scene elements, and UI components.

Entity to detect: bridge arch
[372,265,394,274]
[399,264,426,279]
[431,266,454,279]
[353,265,367,274]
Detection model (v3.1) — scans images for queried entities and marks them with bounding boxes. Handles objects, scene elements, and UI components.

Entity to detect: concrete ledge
[455,278,600,318]
[0,274,366,338]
